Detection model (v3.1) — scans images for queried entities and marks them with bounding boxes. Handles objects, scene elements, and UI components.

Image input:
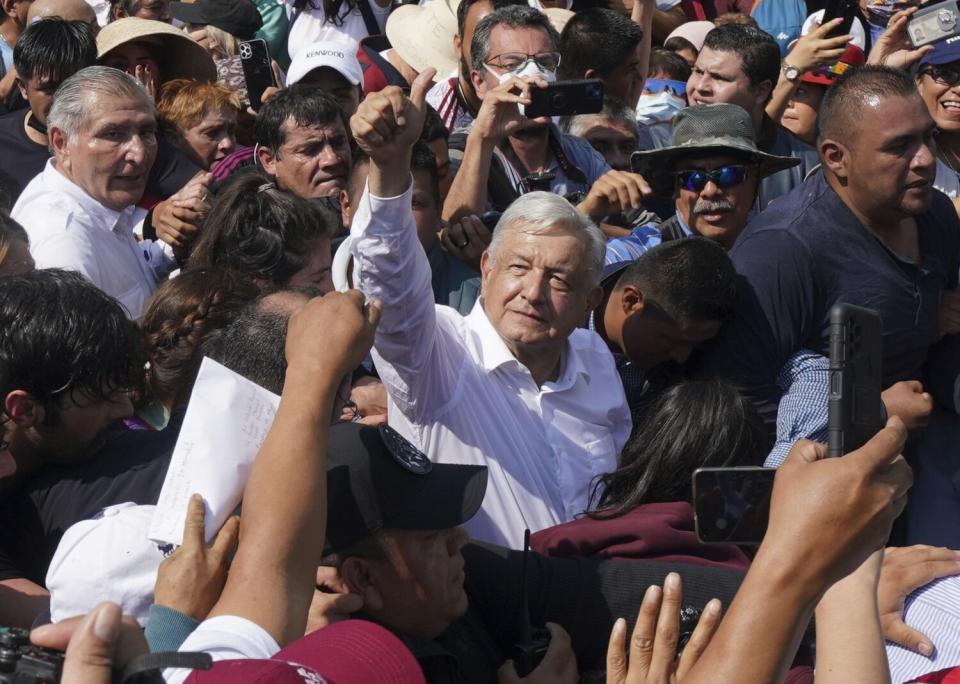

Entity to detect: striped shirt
[886,576,960,684]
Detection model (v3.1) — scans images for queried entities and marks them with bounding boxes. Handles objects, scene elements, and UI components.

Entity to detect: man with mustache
[697,66,957,435]
[628,103,800,251]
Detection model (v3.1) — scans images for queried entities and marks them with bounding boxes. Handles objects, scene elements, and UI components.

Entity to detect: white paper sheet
[148,357,281,546]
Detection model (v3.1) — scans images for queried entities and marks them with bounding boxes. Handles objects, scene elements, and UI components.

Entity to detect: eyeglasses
[675,165,750,192]
[485,51,561,73]
[920,65,960,87]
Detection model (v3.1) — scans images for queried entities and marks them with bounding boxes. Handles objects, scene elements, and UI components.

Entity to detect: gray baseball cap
[631,103,801,182]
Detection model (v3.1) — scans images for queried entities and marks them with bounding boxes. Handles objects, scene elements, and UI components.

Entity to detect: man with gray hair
[350,69,631,549]
[560,96,653,172]
[11,65,174,318]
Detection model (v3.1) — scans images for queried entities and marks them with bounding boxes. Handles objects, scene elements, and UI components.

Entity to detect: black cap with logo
[169,0,263,40]
[324,423,488,553]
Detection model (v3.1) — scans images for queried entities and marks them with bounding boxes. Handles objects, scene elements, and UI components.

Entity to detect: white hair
[47,65,155,138]
[488,191,606,289]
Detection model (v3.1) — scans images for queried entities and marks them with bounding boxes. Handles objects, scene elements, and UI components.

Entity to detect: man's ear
[453,33,462,57]
[4,391,42,429]
[1,0,16,18]
[584,67,598,80]
[619,283,645,315]
[49,127,70,169]
[820,139,848,183]
[15,76,26,101]
[340,557,384,612]
[754,79,774,109]
[256,144,278,176]
[479,250,493,292]
[470,68,488,98]
[339,188,352,228]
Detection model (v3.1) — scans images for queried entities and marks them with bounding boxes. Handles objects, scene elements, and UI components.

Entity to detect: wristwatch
[782,62,801,83]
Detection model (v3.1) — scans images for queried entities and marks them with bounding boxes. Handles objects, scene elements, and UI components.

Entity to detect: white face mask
[484,59,557,85]
[635,90,686,124]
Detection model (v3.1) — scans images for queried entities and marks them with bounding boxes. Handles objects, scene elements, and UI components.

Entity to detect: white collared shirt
[350,179,632,549]
[12,160,174,319]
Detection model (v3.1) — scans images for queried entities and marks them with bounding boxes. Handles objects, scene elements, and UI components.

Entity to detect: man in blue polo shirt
[697,65,958,432]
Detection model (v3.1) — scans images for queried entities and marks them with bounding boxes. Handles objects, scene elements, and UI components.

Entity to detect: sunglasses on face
[921,65,960,87]
[675,165,750,192]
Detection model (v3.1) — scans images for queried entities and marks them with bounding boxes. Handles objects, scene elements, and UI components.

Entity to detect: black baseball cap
[324,423,488,553]
[170,0,263,40]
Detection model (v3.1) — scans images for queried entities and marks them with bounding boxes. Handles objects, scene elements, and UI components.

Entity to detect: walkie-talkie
[511,529,551,677]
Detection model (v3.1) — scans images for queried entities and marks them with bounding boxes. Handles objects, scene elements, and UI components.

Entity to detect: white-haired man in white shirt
[349,68,631,549]
[12,65,174,319]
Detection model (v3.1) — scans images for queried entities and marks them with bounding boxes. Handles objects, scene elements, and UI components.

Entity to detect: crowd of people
[3,0,960,682]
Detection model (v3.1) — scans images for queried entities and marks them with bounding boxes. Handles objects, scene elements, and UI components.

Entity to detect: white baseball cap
[46,503,170,627]
[287,40,364,87]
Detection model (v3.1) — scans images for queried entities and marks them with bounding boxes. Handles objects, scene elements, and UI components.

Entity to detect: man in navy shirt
[697,65,957,431]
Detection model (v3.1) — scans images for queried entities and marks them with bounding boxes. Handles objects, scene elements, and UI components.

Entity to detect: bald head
[817,65,920,146]
[28,0,98,32]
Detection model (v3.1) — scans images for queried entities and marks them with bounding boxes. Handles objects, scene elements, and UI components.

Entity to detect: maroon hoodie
[530,500,750,572]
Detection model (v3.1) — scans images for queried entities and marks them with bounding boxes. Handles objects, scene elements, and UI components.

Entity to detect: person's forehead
[862,95,933,141]
[411,168,435,194]
[194,106,236,126]
[281,117,346,144]
[582,119,638,142]
[86,97,155,125]
[696,47,745,77]
[488,25,554,55]
[500,226,588,266]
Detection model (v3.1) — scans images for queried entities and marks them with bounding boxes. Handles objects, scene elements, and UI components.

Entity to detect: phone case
[692,467,775,546]
[524,79,604,119]
[239,39,275,111]
[828,303,883,457]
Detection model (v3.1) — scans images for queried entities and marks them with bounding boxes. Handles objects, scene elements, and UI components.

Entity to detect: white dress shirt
[350,179,632,549]
[12,160,174,319]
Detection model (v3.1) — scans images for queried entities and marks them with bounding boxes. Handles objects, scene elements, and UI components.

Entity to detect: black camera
[0,627,64,684]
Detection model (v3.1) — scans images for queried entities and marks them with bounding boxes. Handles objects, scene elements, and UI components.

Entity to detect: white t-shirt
[935,158,960,199]
[164,615,280,684]
[287,0,392,59]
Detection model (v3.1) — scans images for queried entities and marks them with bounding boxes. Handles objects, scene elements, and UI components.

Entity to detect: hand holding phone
[523,79,604,119]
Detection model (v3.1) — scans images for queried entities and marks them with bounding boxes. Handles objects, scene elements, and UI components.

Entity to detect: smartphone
[524,79,604,119]
[908,1,960,47]
[239,39,276,111]
[480,211,502,232]
[821,0,859,37]
[828,303,883,457]
[693,467,775,545]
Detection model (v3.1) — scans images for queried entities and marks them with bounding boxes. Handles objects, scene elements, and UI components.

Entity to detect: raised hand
[577,170,652,220]
[868,7,935,70]
[606,573,722,684]
[785,18,852,74]
[154,494,240,621]
[351,68,437,165]
[471,75,552,144]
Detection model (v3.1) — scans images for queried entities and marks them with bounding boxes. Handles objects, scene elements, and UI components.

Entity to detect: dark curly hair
[0,269,142,427]
[140,267,260,408]
[187,172,333,287]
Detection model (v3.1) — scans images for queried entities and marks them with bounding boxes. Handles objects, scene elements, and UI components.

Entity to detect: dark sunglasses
[921,65,960,87]
[675,165,749,192]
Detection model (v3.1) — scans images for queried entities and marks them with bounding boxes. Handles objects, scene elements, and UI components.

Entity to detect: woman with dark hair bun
[531,379,767,570]
[187,172,335,293]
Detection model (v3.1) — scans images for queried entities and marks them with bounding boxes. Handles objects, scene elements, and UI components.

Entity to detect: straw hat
[543,7,575,34]
[97,17,217,82]
[385,0,460,77]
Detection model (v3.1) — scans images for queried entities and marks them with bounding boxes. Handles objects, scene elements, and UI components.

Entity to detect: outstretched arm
[207,291,381,647]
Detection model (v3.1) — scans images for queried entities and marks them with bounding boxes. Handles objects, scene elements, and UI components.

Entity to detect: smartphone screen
[239,39,275,111]
[693,467,775,545]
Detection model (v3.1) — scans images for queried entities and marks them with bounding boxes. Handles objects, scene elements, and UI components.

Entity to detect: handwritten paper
[148,357,280,546]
